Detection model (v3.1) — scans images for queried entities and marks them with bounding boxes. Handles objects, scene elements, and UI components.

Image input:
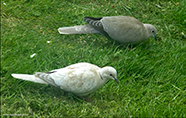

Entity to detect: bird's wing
[35,63,102,95]
[101,16,145,43]
[83,17,112,38]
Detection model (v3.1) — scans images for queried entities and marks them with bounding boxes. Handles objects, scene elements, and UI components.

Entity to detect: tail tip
[58,28,70,34]
[11,73,16,77]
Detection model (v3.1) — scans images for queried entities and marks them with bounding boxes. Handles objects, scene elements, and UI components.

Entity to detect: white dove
[11,62,118,96]
[58,16,157,45]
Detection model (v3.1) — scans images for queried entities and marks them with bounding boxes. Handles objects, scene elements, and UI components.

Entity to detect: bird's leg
[62,91,68,96]
[72,94,94,102]
[81,96,94,102]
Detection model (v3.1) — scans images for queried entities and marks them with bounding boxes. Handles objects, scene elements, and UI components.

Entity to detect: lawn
[1,0,186,117]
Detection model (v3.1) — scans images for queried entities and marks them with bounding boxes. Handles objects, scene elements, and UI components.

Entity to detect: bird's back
[46,63,104,96]
[101,16,146,44]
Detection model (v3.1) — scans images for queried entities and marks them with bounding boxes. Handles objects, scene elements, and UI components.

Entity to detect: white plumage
[58,16,157,45]
[11,62,118,96]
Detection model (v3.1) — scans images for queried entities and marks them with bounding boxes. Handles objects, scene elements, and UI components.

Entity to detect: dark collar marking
[99,72,103,80]
[45,71,57,74]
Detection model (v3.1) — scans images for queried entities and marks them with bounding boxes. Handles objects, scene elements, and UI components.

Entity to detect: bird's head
[100,66,118,84]
[144,24,157,41]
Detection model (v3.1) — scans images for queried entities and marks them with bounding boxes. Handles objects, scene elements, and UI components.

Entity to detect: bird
[11,62,118,97]
[58,16,157,45]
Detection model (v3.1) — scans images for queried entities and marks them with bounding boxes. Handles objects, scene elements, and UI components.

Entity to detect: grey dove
[58,16,157,45]
[11,62,118,96]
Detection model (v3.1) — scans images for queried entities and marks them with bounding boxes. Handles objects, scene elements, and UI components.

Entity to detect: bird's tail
[58,25,100,34]
[11,74,48,84]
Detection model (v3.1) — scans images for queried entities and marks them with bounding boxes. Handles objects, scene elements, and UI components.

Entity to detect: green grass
[1,0,186,117]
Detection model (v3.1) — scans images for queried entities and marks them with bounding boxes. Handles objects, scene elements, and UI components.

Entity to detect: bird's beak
[154,35,157,41]
[114,78,119,84]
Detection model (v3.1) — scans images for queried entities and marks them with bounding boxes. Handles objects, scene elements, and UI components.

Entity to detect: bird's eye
[151,30,154,33]
[110,74,112,76]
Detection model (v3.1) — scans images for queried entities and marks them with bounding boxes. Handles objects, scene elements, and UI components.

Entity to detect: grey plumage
[58,16,157,45]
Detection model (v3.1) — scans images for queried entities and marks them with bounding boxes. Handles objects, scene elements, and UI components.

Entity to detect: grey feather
[35,72,59,87]
[58,25,100,34]
[58,16,157,45]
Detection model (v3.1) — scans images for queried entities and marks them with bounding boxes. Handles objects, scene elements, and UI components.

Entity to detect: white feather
[11,62,118,96]
[11,74,48,84]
